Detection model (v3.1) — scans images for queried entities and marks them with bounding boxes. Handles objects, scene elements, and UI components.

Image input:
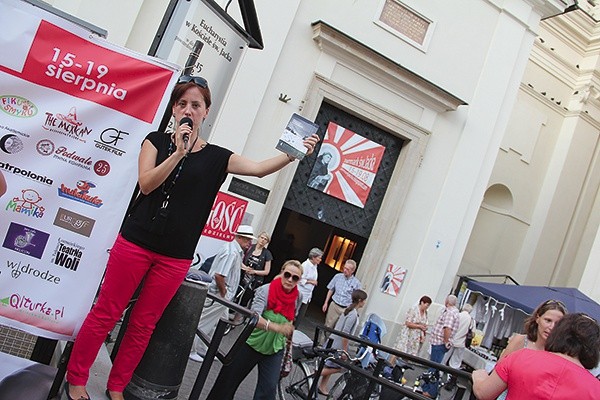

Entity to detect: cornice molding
[311,21,466,113]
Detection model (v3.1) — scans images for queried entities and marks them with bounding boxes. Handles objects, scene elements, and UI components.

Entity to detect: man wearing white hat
[190,225,256,362]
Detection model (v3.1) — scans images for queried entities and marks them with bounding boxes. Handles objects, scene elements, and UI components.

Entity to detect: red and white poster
[191,191,248,267]
[380,263,407,297]
[0,0,179,340]
[308,122,385,208]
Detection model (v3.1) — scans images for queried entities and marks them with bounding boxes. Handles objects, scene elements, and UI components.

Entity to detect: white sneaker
[188,352,204,362]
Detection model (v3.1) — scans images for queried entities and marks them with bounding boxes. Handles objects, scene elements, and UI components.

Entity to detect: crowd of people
[63,76,319,400]
[51,75,599,400]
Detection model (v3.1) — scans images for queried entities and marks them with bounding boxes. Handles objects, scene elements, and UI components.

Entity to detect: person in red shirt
[472,313,600,400]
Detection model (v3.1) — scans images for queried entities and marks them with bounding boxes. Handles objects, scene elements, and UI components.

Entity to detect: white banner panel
[0,0,180,340]
[154,0,248,137]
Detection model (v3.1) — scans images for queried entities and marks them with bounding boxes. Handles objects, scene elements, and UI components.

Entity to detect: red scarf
[267,277,298,321]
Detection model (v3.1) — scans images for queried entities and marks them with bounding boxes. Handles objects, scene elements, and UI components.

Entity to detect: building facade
[43,0,594,339]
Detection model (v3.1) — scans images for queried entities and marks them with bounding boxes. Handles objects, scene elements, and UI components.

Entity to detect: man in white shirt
[295,247,323,327]
[189,225,255,362]
[443,303,474,390]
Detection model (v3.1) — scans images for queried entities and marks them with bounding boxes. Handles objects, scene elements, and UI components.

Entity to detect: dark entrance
[267,101,404,322]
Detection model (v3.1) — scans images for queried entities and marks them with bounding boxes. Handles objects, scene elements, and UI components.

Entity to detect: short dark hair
[545,313,600,369]
[419,296,432,305]
[170,82,212,109]
[525,299,567,342]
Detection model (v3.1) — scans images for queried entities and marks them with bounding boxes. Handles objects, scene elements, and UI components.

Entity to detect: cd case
[276,113,319,160]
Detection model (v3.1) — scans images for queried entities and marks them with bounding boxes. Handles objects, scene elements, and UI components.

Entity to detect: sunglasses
[542,299,566,308]
[283,271,300,282]
[177,75,208,88]
[541,299,567,312]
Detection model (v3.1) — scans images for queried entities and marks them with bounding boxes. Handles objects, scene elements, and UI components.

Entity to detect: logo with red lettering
[0,293,65,321]
[93,160,110,176]
[52,145,94,171]
[202,192,248,241]
[0,95,38,118]
[57,180,103,208]
[42,106,92,142]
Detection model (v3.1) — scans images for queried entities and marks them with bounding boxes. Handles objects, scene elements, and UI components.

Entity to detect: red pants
[66,235,191,391]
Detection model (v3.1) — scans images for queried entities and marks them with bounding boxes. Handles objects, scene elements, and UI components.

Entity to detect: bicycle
[328,349,417,400]
[278,344,370,400]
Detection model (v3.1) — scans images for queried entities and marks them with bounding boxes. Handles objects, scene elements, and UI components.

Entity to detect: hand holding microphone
[179,117,193,151]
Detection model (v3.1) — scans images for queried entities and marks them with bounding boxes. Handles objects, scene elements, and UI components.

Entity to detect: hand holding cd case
[276,113,319,160]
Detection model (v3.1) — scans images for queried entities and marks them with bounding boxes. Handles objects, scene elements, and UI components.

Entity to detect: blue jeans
[423,344,448,397]
[430,344,448,364]
[207,342,284,400]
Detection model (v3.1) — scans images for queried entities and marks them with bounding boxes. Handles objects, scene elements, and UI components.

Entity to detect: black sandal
[64,381,90,400]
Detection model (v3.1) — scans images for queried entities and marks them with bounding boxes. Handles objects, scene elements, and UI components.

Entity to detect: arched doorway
[267,101,404,326]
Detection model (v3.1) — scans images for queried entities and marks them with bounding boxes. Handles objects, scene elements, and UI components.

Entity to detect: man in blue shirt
[322,260,362,331]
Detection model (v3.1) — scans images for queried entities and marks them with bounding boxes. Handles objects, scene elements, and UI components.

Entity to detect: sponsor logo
[53,145,93,171]
[36,139,55,156]
[53,207,95,237]
[51,238,84,272]
[57,180,103,208]
[0,95,38,118]
[0,124,29,138]
[93,160,110,176]
[37,139,101,173]
[5,260,61,284]
[0,161,53,186]
[6,188,45,218]
[2,222,50,259]
[42,107,92,142]
[202,192,248,241]
[94,127,129,156]
[0,293,65,321]
[0,134,24,154]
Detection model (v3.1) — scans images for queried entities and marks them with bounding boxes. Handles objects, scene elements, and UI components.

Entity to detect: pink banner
[0,21,173,123]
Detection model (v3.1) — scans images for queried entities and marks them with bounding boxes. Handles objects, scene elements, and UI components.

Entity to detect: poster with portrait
[308,122,385,208]
[380,263,407,296]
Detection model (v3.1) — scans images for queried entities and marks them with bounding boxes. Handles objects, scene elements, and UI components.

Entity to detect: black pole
[188,319,229,400]
[124,280,208,400]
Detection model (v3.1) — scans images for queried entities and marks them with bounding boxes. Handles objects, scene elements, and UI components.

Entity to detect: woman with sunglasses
[206,260,304,400]
[492,299,567,400]
[65,77,319,400]
[473,313,600,399]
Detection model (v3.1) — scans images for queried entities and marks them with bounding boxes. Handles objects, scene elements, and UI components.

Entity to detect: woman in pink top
[472,313,600,399]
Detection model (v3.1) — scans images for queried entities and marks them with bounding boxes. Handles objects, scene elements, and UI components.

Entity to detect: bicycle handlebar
[306,345,369,364]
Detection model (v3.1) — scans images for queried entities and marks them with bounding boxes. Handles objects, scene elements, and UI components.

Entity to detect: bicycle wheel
[278,360,311,400]
[329,372,350,399]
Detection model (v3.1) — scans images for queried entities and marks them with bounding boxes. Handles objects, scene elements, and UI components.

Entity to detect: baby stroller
[334,314,388,399]
[356,313,387,368]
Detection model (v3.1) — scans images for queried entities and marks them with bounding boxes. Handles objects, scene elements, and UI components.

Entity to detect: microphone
[179,117,193,150]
